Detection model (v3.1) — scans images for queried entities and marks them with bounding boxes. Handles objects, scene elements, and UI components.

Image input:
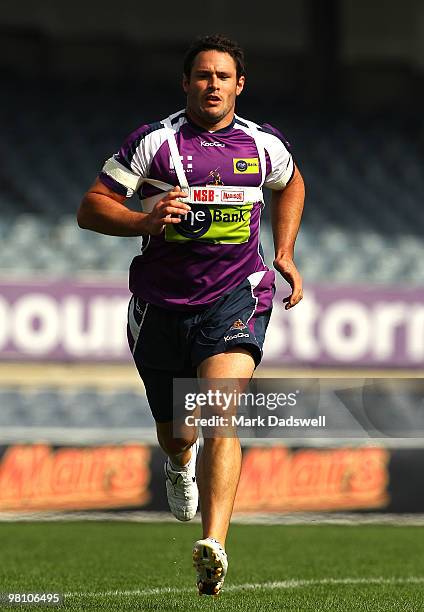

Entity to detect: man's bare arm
[270,165,305,309]
[77,178,190,237]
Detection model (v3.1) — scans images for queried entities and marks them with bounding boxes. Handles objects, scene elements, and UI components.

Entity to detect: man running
[78,33,305,596]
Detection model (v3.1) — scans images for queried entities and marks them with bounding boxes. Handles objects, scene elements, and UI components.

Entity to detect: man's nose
[208,74,219,89]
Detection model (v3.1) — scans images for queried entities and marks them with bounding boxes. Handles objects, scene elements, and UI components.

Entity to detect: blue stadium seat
[0,81,423,284]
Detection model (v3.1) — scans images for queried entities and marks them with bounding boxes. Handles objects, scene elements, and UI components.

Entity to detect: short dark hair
[183,34,246,80]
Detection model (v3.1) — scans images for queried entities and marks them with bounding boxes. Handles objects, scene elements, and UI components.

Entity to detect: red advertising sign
[0,444,151,511]
[235,446,390,512]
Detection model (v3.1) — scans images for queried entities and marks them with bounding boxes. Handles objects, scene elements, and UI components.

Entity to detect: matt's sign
[0,443,151,511]
[235,446,390,512]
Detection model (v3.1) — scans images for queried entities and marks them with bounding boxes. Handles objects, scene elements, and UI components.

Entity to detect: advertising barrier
[0,278,424,367]
[0,442,423,514]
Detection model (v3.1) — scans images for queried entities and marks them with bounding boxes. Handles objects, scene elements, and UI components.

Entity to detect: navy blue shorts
[127,273,274,422]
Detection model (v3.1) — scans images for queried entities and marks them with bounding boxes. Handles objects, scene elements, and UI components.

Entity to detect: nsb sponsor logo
[191,189,245,203]
[233,158,260,174]
[192,188,215,202]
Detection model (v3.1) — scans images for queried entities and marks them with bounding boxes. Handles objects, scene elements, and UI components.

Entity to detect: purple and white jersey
[99,109,294,310]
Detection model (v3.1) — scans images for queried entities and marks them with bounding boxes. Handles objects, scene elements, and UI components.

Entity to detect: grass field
[1,522,424,611]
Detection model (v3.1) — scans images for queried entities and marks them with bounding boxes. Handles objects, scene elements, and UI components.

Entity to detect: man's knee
[156,420,198,455]
[159,435,197,456]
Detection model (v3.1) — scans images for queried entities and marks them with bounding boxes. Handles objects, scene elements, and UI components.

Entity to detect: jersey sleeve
[260,124,295,190]
[98,124,151,197]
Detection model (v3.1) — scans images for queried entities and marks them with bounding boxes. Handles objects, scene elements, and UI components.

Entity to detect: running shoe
[164,439,199,521]
[192,537,228,596]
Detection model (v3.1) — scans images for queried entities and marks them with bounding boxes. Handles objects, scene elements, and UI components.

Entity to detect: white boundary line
[3,511,424,525]
[65,577,424,598]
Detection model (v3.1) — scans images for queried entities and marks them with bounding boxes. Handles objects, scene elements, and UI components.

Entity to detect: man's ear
[182,74,189,94]
[236,75,245,97]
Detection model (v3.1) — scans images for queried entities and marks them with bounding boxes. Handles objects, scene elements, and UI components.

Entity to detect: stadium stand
[1,77,423,283]
[0,381,423,441]
[0,387,153,429]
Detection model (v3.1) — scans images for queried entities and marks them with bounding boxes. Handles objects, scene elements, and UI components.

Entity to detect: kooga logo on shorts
[224,332,250,342]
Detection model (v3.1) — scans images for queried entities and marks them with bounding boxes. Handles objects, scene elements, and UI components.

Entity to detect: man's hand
[273,254,303,310]
[144,186,190,235]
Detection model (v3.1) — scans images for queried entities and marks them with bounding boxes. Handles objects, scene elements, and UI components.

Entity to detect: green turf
[0,522,423,611]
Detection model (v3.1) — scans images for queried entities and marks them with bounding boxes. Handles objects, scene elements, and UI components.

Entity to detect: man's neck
[185,108,235,132]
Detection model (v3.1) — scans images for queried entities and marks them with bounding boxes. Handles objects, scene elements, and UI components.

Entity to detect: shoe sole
[192,540,226,596]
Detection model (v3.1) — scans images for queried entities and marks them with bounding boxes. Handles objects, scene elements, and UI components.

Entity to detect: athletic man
[78,34,304,596]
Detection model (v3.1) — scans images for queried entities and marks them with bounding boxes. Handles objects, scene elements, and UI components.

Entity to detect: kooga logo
[201,141,225,147]
[224,332,250,342]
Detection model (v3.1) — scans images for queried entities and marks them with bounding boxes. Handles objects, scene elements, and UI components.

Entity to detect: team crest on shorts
[230,319,247,330]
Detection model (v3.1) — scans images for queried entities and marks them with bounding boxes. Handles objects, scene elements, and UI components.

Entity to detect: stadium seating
[0,76,423,283]
[0,382,422,441]
[0,387,154,431]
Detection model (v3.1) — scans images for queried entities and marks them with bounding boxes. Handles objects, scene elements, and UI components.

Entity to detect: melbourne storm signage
[0,278,129,361]
[0,279,424,366]
[264,284,424,368]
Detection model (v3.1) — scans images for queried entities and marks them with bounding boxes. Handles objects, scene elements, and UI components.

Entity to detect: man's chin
[200,109,226,125]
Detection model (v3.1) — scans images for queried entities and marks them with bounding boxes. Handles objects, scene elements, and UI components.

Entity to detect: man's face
[183,50,245,129]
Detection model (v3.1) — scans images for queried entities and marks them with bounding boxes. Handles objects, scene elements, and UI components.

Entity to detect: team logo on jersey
[207,169,224,185]
[169,155,193,173]
[233,158,259,174]
[230,319,247,331]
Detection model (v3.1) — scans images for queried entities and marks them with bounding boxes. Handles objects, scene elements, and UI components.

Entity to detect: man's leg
[138,364,199,521]
[196,347,255,547]
[138,363,199,466]
[156,419,197,468]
